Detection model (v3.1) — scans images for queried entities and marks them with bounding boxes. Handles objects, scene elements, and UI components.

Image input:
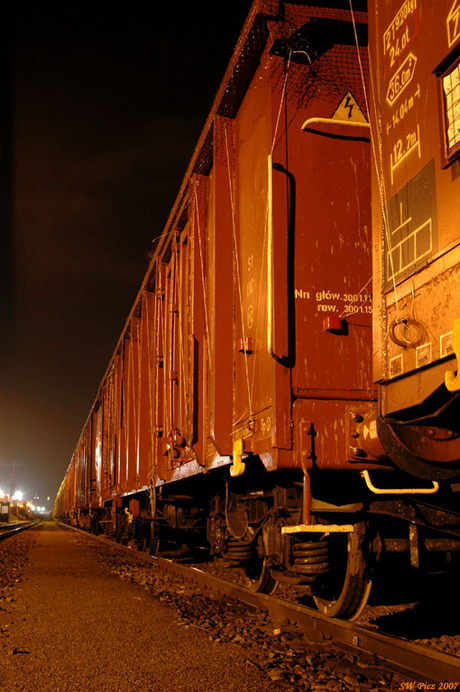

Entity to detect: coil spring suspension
[290,537,329,582]
[225,536,252,563]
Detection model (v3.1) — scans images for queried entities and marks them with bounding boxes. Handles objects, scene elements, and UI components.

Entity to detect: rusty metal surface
[369,0,460,389]
[368,0,460,478]
[292,399,388,470]
[224,4,373,471]
[56,4,378,515]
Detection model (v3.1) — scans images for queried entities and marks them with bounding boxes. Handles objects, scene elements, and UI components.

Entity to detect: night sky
[1,1,252,505]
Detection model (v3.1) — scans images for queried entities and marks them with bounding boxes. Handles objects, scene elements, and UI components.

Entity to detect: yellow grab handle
[230,438,245,477]
[445,318,460,392]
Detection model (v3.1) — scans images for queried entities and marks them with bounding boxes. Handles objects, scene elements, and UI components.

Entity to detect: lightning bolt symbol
[344,95,354,119]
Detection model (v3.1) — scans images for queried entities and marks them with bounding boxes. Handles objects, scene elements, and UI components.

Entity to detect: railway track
[0,520,40,541]
[62,524,460,685]
[155,559,460,684]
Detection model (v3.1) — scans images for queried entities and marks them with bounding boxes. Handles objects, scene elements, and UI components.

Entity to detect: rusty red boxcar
[369,0,460,480]
[54,0,460,620]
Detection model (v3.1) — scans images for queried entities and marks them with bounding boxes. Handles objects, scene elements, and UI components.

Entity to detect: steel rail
[154,557,460,684]
[62,524,460,683]
[0,520,40,541]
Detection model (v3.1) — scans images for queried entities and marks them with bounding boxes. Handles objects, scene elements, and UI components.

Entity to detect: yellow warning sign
[331,92,368,123]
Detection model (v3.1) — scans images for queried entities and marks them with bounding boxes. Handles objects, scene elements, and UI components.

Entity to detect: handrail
[301,116,371,132]
[267,154,292,365]
[360,470,439,495]
[267,153,276,361]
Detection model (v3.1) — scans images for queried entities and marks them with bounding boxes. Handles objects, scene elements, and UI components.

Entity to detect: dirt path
[0,523,276,691]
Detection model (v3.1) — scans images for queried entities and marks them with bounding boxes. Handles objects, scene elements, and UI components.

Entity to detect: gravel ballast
[0,523,281,691]
[0,522,411,690]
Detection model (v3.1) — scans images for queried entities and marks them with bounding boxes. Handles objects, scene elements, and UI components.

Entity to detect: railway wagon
[369,0,460,479]
[53,0,460,620]
[55,0,376,619]
[366,0,460,582]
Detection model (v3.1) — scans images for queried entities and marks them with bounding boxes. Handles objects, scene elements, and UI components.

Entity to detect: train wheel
[245,556,279,595]
[310,522,372,620]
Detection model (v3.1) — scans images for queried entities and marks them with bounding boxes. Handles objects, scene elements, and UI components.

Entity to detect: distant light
[12,490,23,501]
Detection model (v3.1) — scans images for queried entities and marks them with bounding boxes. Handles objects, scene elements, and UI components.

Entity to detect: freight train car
[54,0,460,620]
[367,0,460,576]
